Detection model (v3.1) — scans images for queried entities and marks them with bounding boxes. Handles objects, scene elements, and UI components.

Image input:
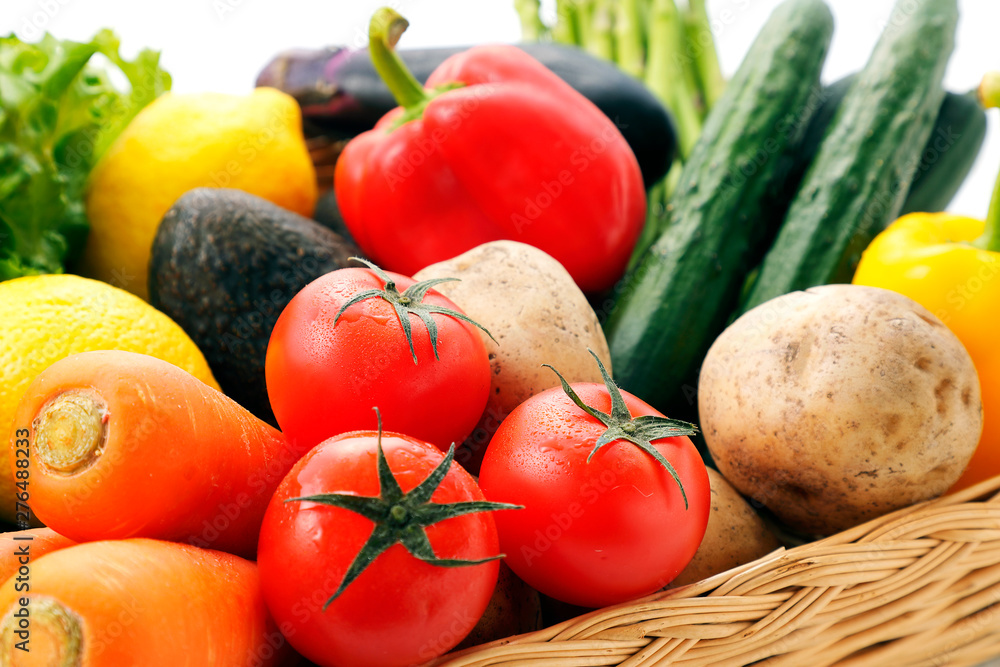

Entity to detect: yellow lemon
[0,274,219,522]
[82,88,317,300]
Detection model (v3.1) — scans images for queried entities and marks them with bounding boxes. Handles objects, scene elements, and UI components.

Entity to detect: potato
[699,284,982,536]
[671,468,781,587]
[454,562,542,650]
[414,241,611,472]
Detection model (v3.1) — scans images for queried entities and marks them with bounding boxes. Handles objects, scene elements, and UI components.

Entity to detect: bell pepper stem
[974,162,1000,252]
[973,73,1000,252]
[369,8,429,110]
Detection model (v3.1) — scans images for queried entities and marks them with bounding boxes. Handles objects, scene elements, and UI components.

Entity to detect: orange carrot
[0,538,292,666]
[9,350,298,557]
[0,529,75,584]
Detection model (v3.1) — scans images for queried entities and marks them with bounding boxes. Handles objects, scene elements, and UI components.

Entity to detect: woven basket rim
[432,474,1000,666]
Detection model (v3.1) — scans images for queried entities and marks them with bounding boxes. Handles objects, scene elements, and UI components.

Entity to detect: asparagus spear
[515,0,548,41]
[553,0,582,45]
[576,0,611,60]
[590,0,617,61]
[574,0,595,50]
[614,0,645,78]
[646,0,701,158]
[684,0,726,114]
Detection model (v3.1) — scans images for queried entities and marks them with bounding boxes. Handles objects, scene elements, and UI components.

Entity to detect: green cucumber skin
[741,0,958,313]
[900,89,986,215]
[603,0,834,410]
[783,76,985,219]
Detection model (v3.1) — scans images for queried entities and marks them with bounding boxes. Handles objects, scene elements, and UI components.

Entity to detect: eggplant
[257,43,676,188]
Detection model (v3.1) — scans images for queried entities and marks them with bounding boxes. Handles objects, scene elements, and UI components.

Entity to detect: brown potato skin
[455,561,543,650]
[670,468,781,587]
[699,285,982,536]
[414,241,611,473]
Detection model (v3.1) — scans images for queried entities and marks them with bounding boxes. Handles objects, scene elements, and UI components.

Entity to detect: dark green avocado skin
[149,188,359,425]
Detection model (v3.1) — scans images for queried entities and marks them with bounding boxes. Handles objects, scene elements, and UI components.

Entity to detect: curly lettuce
[0,30,170,280]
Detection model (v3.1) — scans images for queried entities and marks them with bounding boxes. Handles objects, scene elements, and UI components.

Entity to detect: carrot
[10,350,298,557]
[0,538,292,666]
[0,529,75,584]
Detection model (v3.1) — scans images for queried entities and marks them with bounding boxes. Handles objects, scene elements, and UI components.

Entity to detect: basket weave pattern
[438,476,1000,666]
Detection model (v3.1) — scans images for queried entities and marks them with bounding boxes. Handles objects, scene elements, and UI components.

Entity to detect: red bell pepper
[334,8,647,293]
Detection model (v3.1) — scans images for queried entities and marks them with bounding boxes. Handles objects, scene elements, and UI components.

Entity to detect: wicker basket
[435,475,1000,666]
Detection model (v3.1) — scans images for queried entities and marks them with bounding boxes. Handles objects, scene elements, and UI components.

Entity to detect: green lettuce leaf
[0,30,170,281]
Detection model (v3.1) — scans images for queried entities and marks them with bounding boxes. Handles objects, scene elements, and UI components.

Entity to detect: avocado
[149,188,359,424]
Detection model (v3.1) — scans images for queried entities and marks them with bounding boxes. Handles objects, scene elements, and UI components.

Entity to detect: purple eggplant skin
[257,43,676,189]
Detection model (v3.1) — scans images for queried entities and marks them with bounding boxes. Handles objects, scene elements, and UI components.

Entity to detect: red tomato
[265,263,490,454]
[479,383,710,608]
[257,429,503,667]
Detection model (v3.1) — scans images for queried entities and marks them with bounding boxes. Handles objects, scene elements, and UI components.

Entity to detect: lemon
[0,274,219,522]
[82,88,317,300]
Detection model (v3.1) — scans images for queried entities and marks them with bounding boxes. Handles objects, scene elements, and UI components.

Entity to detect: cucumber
[780,75,986,219]
[740,0,958,313]
[900,89,986,215]
[602,0,834,411]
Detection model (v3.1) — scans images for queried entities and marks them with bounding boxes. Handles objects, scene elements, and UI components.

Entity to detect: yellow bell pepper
[854,74,1000,491]
[854,213,1000,490]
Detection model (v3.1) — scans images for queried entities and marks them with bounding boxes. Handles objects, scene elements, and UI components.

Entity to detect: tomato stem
[285,407,521,607]
[545,350,699,509]
[333,257,495,364]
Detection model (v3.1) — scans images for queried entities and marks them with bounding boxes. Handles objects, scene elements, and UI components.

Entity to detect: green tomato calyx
[544,350,699,509]
[334,257,496,364]
[285,407,520,609]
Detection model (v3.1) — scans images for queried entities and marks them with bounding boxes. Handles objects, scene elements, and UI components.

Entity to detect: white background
[4,0,999,217]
